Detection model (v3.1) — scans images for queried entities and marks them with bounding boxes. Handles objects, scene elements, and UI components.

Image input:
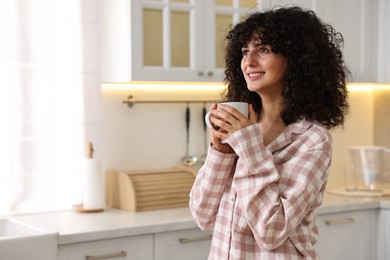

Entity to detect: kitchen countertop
[14,193,390,245]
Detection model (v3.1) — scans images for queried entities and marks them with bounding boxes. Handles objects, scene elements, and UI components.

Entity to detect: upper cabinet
[377,0,390,83]
[100,0,263,82]
[318,0,378,83]
[264,0,378,83]
[101,0,380,83]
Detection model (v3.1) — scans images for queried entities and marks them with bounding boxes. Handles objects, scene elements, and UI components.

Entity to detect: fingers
[209,103,218,112]
[210,104,251,132]
[209,128,233,154]
[210,128,225,143]
[208,102,256,153]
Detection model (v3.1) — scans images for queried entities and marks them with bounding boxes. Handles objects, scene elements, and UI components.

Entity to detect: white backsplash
[101,84,377,186]
[101,84,221,175]
[329,90,375,185]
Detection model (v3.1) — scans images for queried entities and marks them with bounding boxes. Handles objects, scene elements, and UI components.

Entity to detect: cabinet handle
[325,217,355,225]
[179,234,212,244]
[207,71,214,77]
[85,251,127,260]
[197,71,204,76]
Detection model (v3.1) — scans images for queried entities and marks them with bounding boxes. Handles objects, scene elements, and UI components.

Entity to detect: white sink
[0,218,57,260]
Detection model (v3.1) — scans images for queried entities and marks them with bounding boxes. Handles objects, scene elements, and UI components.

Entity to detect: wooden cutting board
[106,168,196,212]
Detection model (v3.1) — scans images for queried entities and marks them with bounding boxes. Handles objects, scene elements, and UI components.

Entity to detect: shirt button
[231,197,235,202]
[226,230,230,235]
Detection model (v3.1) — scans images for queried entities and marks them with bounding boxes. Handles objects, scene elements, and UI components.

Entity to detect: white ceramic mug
[205,102,249,129]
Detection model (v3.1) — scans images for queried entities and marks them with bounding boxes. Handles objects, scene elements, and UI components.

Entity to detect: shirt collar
[267,118,313,152]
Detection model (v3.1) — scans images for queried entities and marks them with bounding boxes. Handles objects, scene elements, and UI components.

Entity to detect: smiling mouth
[248,72,265,78]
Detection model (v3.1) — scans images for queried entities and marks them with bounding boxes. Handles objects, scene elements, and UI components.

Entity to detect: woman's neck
[258,95,287,146]
[258,94,284,123]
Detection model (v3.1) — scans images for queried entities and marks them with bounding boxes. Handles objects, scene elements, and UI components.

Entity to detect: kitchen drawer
[154,228,212,260]
[58,234,153,260]
[316,209,377,260]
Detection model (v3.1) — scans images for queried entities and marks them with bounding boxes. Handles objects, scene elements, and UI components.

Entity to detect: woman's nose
[245,52,258,66]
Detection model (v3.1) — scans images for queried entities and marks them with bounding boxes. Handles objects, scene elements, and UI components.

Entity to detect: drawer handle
[85,251,127,260]
[325,218,355,225]
[179,235,212,244]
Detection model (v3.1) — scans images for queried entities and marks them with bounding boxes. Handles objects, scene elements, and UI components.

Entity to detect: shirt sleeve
[189,147,237,231]
[228,123,332,250]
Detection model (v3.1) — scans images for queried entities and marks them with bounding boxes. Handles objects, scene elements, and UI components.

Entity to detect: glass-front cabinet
[100,0,378,83]
[100,0,263,82]
[136,0,263,82]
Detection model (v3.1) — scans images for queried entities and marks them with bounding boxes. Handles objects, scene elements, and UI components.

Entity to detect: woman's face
[241,37,287,96]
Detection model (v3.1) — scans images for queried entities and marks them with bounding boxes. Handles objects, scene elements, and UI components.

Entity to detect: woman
[189,6,349,259]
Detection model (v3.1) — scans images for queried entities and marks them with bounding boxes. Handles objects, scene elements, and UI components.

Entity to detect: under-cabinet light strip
[101,82,390,108]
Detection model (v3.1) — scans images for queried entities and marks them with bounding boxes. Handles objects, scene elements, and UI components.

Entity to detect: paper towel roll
[83,158,105,210]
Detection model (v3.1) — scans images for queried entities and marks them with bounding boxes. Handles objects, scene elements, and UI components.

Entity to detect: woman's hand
[209,103,257,153]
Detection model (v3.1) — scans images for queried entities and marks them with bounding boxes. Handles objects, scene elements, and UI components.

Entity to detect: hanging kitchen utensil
[181,103,198,166]
[200,103,207,164]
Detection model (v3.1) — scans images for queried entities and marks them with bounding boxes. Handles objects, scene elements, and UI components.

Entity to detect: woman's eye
[258,47,270,55]
[242,49,249,56]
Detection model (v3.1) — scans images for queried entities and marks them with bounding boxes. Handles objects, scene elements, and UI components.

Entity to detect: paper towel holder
[73,141,105,213]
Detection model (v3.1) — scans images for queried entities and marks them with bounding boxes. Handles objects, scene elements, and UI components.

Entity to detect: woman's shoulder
[290,118,332,143]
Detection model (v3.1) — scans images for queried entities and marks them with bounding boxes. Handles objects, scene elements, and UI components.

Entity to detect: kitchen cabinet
[384,210,390,260]
[154,228,212,260]
[377,0,390,83]
[101,0,380,82]
[58,228,211,260]
[101,0,379,83]
[266,0,378,83]
[316,209,377,260]
[58,235,153,260]
[377,209,390,260]
[100,0,263,82]
[319,0,378,83]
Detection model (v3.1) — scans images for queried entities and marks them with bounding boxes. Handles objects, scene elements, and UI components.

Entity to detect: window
[0,0,100,215]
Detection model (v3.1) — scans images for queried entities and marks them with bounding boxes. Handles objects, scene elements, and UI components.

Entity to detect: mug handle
[205,111,213,129]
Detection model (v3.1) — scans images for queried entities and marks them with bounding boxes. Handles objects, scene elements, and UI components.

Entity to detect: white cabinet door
[385,210,390,260]
[320,0,378,82]
[131,0,263,82]
[130,0,201,82]
[316,210,377,260]
[266,0,377,82]
[201,1,263,82]
[100,0,263,82]
[154,228,212,260]
[378,209,390,260]
[58,235,153,260]
[101,0,378,82]
[377,0,390,83]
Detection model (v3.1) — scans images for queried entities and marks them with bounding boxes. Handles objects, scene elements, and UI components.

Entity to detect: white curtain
[0,0,100,215]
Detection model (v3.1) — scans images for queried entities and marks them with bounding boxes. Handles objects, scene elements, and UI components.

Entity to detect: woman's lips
[247,72,265,80]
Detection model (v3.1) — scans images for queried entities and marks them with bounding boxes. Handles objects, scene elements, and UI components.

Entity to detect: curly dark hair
[223,6,350,129]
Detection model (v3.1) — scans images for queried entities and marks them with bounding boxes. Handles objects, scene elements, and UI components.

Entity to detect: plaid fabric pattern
[189,119,332,259]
